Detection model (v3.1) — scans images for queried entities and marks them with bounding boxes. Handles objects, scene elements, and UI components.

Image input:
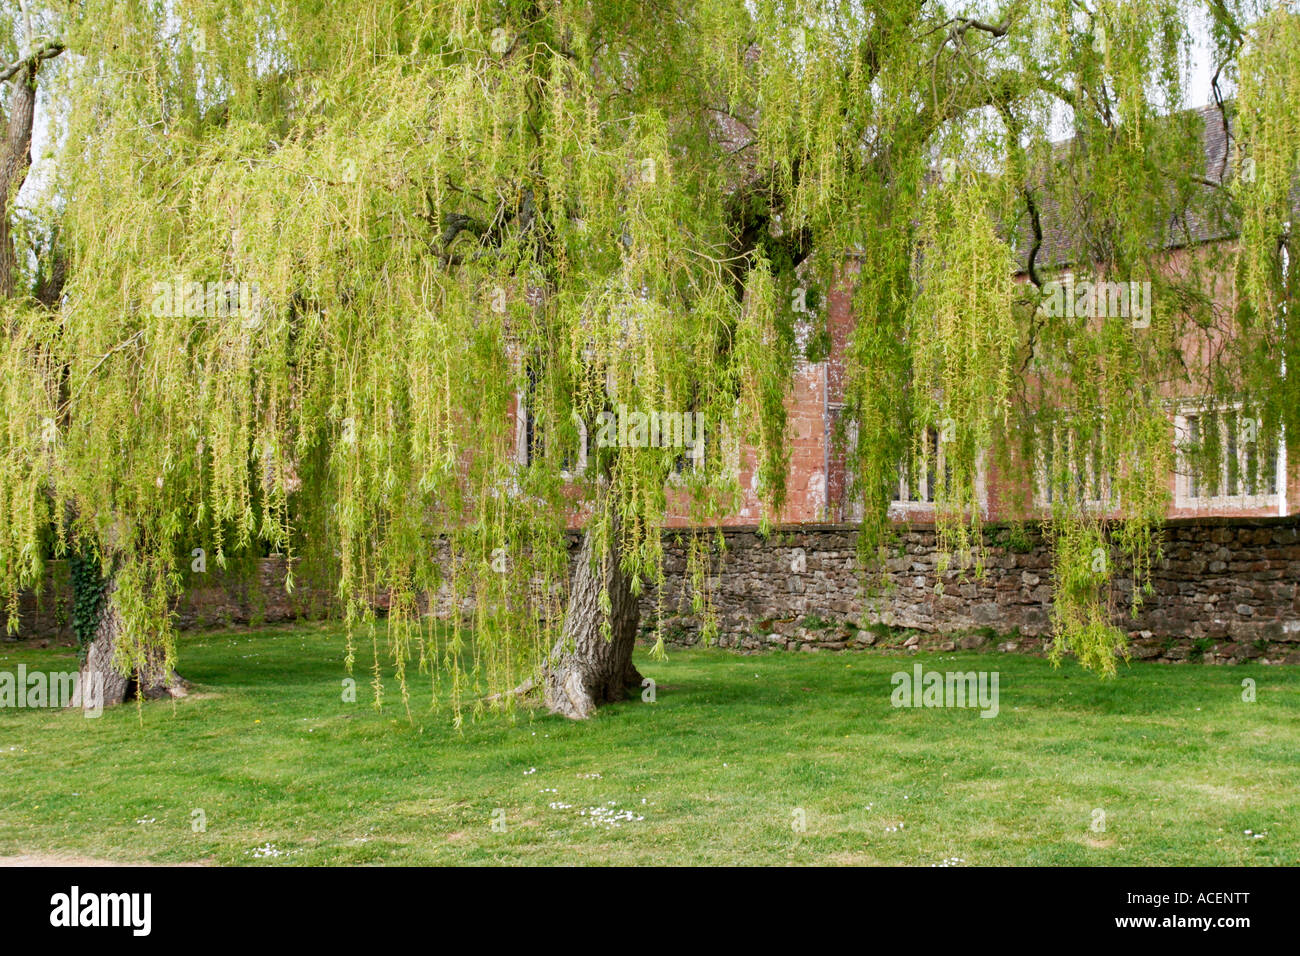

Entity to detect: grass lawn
[0,622,1296,865]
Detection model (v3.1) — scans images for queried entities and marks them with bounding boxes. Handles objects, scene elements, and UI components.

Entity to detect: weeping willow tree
[0,0,1296,718]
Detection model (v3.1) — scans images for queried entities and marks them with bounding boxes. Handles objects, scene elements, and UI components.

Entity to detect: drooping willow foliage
[0,0,1296,712]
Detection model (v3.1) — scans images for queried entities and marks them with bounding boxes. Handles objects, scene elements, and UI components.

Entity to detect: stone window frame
[1033,416,1116,511]
[515,392,705,484]
[1172,400,1286,514]
[892,424,946,508]
[665,438,704,485]
[838,418,988,520]
[514,392,592,480]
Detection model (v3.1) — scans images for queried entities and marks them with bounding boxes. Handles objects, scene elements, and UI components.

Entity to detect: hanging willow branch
[0,0,1295,717]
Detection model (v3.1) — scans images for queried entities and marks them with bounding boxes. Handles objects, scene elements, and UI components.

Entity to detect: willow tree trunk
[0,63,36,299]
[543,526,644,719]
[75,573,188,709]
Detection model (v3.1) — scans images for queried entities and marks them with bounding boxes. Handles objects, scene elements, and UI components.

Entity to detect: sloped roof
[1013,103,1239,274]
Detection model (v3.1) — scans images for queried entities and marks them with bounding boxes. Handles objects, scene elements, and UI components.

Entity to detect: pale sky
[16,7,1226,214]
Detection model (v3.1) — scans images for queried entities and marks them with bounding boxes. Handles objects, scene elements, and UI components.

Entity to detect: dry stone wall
[12,518,1299,666]
[644,518,1300,666]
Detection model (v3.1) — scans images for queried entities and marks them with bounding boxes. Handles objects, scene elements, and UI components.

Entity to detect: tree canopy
[1,0,1297,717]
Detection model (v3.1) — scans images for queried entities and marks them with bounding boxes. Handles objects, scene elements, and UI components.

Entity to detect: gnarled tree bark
[74,572,189,710]
[0,62,36,299]
[1,40,65,299]
[543,524,643,719]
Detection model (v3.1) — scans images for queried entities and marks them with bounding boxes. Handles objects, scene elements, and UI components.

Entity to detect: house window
[665,409,706,483]
[670,443,701,478]
[893,426,949,505]
[837,418,985,518]
[559,416,593,477]
[1036,419,1114,509]
[514,369,539,467]
[1174,403,1283,509]
[514,375,591,478]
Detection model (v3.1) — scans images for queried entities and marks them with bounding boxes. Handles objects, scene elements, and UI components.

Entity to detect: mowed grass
[0,622,1296,866]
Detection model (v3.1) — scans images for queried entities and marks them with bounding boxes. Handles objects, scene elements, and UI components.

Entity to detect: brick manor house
[508,103,1300,665]
[514,104,1298,529]
[18,107,1300,665]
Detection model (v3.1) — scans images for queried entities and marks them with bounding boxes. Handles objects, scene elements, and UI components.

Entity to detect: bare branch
[0,40,66,83]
